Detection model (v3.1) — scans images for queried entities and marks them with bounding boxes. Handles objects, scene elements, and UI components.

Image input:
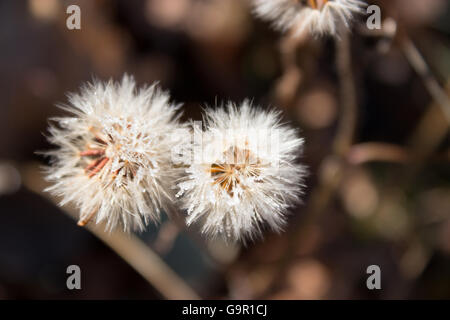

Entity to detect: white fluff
[176,101,306,242]
[44,75,185,232]
[253,0,366,37]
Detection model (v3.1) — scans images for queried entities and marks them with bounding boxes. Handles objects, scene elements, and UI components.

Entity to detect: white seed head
[253,0,366,37]
[44,75,185,232]
[177,101,306,242]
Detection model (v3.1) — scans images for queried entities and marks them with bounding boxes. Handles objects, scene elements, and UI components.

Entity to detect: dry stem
[22,164,200,300]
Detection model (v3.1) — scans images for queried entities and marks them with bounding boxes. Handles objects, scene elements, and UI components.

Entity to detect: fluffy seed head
[176,101,306,242]
[44,75,184,232]
[253,0,366,37]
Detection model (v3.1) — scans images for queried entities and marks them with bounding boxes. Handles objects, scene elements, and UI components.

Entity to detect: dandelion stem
[275,31,308,108]
[266,30,358,296]
[89,223,200,300]
[22,165,201,300]
[333,30,358,156]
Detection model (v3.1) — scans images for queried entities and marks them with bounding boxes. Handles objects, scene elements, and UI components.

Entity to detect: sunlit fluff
[44,75,184,232]
[176,101,306,242]
[253,0,366,37]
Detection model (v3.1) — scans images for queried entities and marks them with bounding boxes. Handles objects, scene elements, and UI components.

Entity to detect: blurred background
[0,0,449,299]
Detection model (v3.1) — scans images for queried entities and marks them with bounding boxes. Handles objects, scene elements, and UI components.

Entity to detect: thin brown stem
[264,31,358,297]
[400,36,450,123]
[347,142,409,165]
[275,29,309,108]
[22,165,201,300]
[153,221,180,254]
[333,30,358,156]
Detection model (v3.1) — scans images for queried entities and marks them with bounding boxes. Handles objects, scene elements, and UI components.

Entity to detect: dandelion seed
[44,75,185,232]
[177,101,306,242]
[253,0,366,37]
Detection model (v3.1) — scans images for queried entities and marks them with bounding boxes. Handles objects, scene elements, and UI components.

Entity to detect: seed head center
[209,147,260,195]
[305,0,329,10]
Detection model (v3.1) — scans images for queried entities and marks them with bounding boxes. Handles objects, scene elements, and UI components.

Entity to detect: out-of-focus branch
[359,18,449,123]
[333,30,358,156]
[87,221,200,300]
[347,142,450,166]
[401,36,450,123]
[275,29,309,108]
[285,31,358,251]
[369,86,450,288]
[21,163,200,300]
[294,30,358,241]
[347,142,409,165]
[407,82,450,166]
[153,220,180,254]
[265,31,358,297]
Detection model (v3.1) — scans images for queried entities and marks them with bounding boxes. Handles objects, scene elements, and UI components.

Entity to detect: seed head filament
[306,0,329,10]
[80,129,110,179]
[209,147,261,196]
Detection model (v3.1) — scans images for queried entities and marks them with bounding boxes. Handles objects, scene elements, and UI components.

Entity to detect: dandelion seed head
[177,101,306,242]
[44,75,184,232]
[253,0,366,37]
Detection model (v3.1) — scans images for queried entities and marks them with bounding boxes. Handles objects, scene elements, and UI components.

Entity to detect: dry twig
[21,163,201,300]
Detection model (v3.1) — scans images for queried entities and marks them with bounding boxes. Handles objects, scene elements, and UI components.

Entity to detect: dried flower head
[176,101,306,242]
[44,75,184,232]
[253,0,366,37]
